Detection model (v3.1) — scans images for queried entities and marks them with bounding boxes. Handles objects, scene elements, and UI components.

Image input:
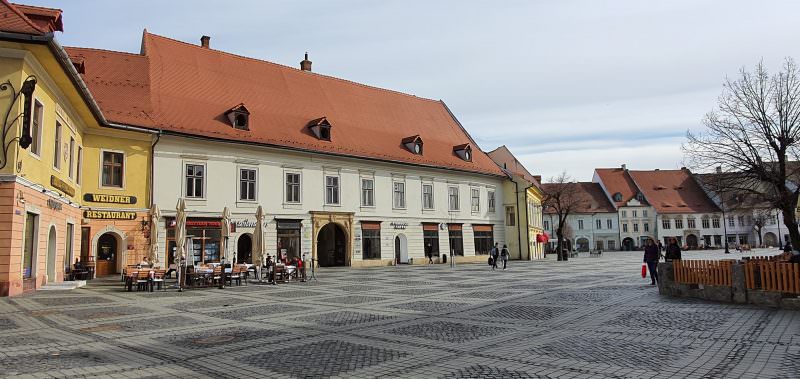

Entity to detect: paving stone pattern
[0,249,797,378]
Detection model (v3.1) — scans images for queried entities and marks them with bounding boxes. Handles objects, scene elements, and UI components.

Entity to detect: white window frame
[361,177,375,207]
[607,219,612,229]
[75,146,83,185]
[470,187,480,213]
[596,219,602,229]
[325,174,340,205]
[67,136,75,180]
[633,223,639,232]
[578,219,584,230]
[238,166,258,202]
[29,98,43,158]
[393,180,406,209]
[487,190,496,213]
[421,182,434,210]
[99,149,126,190]
[184,161,206,199]
[284,171,302,204]
[53,121,62,170]
[448,185,460,212]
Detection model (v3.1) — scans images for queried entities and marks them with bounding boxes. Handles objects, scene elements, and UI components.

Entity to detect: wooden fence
[744,261,800,295]
[673,260,734,286]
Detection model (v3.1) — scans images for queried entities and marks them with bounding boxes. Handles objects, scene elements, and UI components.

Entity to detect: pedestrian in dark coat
[500,245,510,270]
[664,237,682,262]
[643,238,659,285]
[490,243,499,270]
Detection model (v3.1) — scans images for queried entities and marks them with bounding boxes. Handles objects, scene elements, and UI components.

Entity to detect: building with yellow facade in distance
[488,146,546,260]
[0,1,154,296]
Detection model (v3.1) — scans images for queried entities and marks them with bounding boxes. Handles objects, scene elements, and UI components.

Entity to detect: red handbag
[641,263,647,278]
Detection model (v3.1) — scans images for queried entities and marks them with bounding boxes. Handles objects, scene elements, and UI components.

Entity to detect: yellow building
[0,2,153,296]
[487,146,546,260]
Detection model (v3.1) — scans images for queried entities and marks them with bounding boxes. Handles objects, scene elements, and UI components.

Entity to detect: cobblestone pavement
[1,250,798,379]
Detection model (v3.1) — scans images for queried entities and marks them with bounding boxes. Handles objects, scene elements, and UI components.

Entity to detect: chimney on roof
[533,175,542,183]
[300,52,312,71]
[200,35,210,49]
[621,164,627,170]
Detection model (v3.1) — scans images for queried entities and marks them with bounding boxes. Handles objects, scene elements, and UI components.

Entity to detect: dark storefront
[473,224,494,255]
[276,219,302,261]
[448,223,464,256]
[167,218,221,265]
[361,221,381,260]
[422,223,440,258]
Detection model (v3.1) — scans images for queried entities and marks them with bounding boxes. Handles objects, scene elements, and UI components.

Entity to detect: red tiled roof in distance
[487,145,540,188]
[11,2,62,32]
[628,169,720,214]
[0,0,46,35]
[541,182,616,214]
[71,31,503,176]
[594,167,642,208]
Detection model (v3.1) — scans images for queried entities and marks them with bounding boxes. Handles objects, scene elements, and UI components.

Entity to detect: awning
[360,221,381,230]
[447,223,462,231]
[422,223,439,231]
[472,224,493,232]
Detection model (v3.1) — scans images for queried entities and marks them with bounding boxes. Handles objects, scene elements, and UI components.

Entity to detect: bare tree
[542,172,589,261]
[751,208,775,247]
[685,58,800,250]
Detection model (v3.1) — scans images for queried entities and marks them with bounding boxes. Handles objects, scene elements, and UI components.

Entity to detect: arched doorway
[237,234,252,264]
[622,237,635,251]
[764,232,778,247]
[317,223,346,267]
[576,237,590,252]
[96,233,119,276]
[686,234,698,249]
[46,226,56,282]
[394,234,408,264]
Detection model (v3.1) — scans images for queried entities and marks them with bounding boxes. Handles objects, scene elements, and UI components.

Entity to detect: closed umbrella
[148,204,161,266]
[252,205,265,282]
[175,198,187,291]
[221,207,231,264]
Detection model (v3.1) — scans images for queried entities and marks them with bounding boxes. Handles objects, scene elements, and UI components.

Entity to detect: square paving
[1,250,797,378]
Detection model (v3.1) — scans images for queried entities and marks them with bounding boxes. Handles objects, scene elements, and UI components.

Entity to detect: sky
[26,0,800,181]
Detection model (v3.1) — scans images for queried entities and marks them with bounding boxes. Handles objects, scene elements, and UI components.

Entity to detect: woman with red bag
[643,238,660,286]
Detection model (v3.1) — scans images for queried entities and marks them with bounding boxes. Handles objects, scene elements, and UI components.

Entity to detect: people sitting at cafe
[138,257,151,268]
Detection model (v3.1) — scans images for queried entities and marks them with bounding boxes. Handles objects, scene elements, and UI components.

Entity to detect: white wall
[152,136,506,263]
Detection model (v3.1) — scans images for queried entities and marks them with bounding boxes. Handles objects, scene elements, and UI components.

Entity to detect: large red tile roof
[628,169,719,214]
[594,168,642,208]
[66,31,504,176]
[542,182,616,214]
[11,2,62,32]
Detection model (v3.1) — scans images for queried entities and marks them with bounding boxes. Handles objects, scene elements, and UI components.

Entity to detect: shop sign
[83,210,137,220]
[83,193,137,204]
[390,222,408,230]
[234,219,258,228]
[46,199,62,211]
[50,175,75,197]
[186,220,220,228]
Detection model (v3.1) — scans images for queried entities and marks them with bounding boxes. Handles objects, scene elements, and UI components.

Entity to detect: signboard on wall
[50,175,75,197]
[83,193,137,204]
[83,210,137,220]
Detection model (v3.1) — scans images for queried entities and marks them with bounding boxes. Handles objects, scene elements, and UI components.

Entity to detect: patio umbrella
[252,205,265,281]
[148,204,161,266]
[175,198,187,290]
[221,207,231,264]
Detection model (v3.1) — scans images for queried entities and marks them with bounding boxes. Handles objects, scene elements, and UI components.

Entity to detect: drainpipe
[514,179,524,260]
[149,130,162,208]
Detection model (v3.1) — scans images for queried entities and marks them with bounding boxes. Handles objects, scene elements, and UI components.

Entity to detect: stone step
[39,280,87,290]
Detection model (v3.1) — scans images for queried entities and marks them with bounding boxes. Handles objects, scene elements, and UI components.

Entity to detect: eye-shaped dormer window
[402,135,423,155]
[225,103,250,130]
[453,143,472,162]
[308,117,332,141]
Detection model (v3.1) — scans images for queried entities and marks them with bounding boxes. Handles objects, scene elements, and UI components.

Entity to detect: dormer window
[308,117,332,141]
[402,135,423,155]
[225,103,250,130]
[636,192,645,202]
[612,192,622,202]
[453,143,472,162]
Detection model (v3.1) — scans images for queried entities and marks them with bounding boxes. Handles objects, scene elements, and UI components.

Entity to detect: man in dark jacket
[643,238,660,285]
[664,237,682,262]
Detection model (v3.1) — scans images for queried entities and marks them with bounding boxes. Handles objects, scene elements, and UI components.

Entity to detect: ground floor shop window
[595,240,603,250]
[607,240,615,250]
[361,222,381,259]
[80,227,90,263]
[473,225,493,255]
[277,220,302,261]
[167,219,221,265]
[448,224,464,256]
[423,224,439,258]
[23,212,38,279]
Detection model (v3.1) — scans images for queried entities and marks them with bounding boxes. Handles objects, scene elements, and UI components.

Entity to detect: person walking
[643,238,659,285]
[664,237,682,262]
[426,244,434,264]
[490,243,499,271]
[500,244,510,270]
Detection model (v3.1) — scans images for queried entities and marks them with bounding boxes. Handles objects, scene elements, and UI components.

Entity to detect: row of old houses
[543,165,793,253]
[0,1,548,296]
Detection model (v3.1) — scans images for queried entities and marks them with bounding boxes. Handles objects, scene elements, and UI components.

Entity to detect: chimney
[300,52,312,71]
[533,175,542,184]
[621,164,627,170]
[200,35,210,49]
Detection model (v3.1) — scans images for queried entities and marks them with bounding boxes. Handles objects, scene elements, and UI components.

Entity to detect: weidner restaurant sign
[83,210,137,220]
[83,193,137,204]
